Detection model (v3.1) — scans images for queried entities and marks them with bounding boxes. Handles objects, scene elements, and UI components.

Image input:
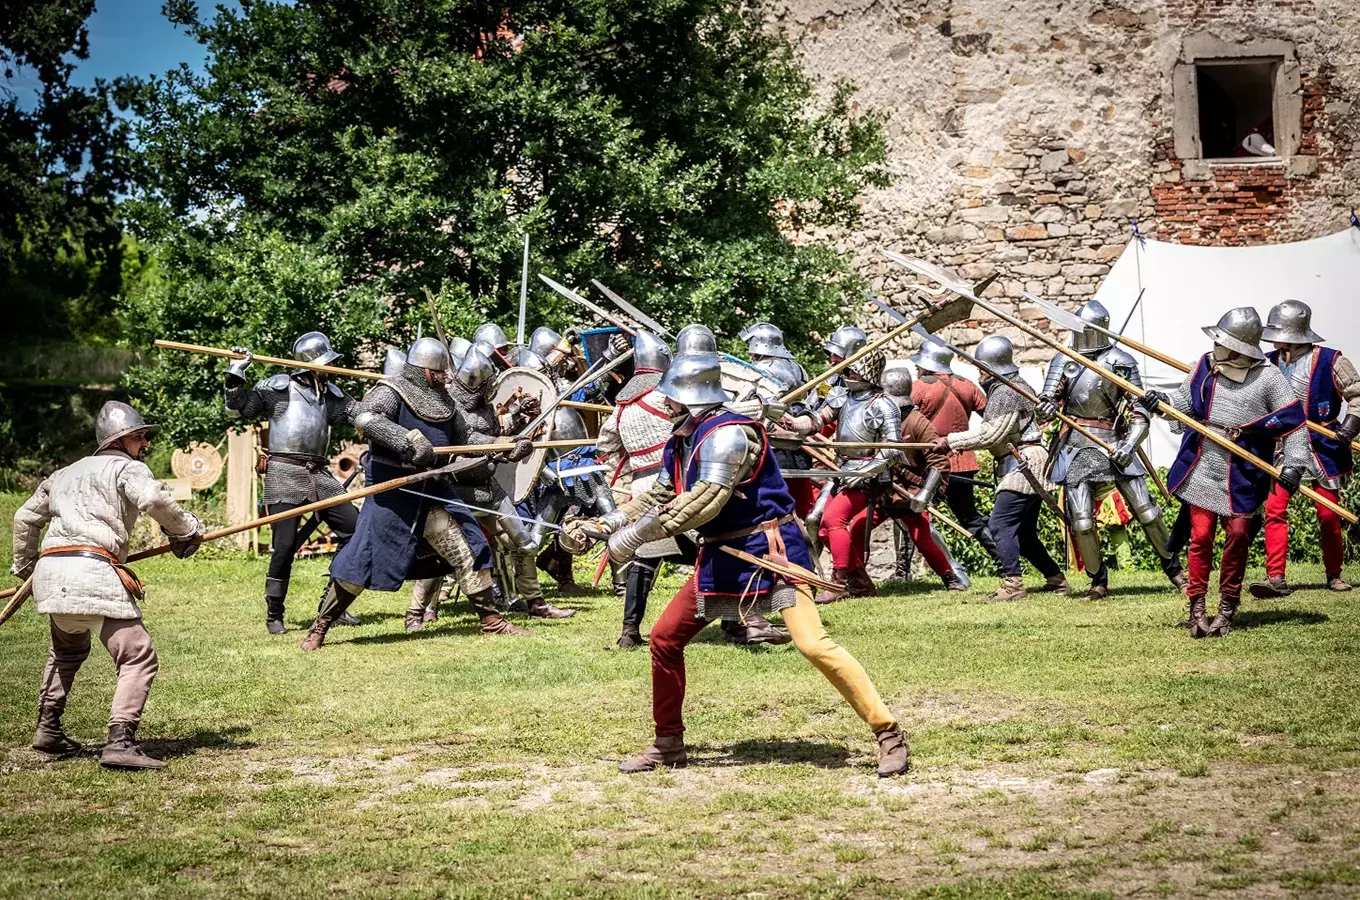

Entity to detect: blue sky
[5,0,236,102]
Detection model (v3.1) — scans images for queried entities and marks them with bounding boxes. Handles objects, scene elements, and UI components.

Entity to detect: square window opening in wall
[1196,60,1280,159]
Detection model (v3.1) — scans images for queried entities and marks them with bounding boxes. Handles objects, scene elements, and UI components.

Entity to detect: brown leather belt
[1068,417,1114,430]
[701,514,795,544]
[40,544,144,601]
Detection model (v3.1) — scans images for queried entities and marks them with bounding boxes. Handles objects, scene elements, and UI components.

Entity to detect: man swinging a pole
[560,352,911,778]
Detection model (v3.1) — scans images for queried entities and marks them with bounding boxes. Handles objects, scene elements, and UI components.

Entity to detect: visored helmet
[742,322,795,360]
[1072,300,1112,354]
[95,401,160,450]
[974,335,1018,377]
[293,331,341,367]
[675,323,717,355]
[1261,299,1323,345]
[473,323,510,352]
[633,330,673,373]
[656,352,728,412]
[456,344,496,391]
[407,336,451,372]
[823,325,867,359]
[911,336,954,375]
[1203,307,1266,360]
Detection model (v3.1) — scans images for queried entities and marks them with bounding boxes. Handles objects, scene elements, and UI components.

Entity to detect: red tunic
[911,374,987,474]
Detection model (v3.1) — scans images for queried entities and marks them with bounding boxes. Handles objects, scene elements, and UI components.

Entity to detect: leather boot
[941,571,968,592]
[1086,565,1110,601]
[1187,595,1211,639]
[480,613,531,636]
[1329,577,1352,592]
[875,723,910,778]
[100,722,166,770]
[1037,572,1070,594]
[1207,595,1240,637]
[336,610,361,627]
[527,597,576,619]
[1248,575,1292,599]
[989,576,1027,602]
[721,616,792,646]
[815,567,851,605]
[616,627,647,650]
[32,707,81,755]
[422,603,439,624]
[300,616,332,652]
[265,593,286,634]
[845,567,877,598]
[1161,556,1189,591]
[619,735,687,773]
[404,610,424,632]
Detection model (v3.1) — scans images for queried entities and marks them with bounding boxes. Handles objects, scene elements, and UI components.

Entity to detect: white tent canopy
[1091,227,1360,467]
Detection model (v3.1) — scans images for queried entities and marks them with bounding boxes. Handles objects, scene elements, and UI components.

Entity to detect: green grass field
[2,496,1359,897]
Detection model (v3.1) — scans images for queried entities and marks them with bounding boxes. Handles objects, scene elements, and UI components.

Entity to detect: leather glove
[932,436,952,454]
[558,517,593,554]
[225,347,253,387]
[165,522,205,560]
[1333,414,1360,444]
[1110,441,1137,470]
[603,332,631,361]
[1035,394,1059,423]
[405,429,435,467]
[1136,390,1169,416]
[507,438,535,462]
[516,395,541,421]
[1277,465,1304,495]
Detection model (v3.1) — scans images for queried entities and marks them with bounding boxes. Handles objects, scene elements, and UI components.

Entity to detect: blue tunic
[1268,346,1352,479]
[330,398,491,591]
[1167,355,1307,516]
[662,410,815,598]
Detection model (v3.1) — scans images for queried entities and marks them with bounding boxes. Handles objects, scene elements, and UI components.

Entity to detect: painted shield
[489,366,558,503]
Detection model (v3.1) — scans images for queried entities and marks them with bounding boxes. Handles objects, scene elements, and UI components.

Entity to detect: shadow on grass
[695,738,852,769]
[1233,609,1329,630]
[144,725,257,759]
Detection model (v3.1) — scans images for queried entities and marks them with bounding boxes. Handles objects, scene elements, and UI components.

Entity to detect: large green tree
[126,0,889,443]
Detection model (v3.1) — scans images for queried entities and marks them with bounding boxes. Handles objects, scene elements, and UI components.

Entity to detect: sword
[538,273,638,336]
[398,489,567,532]
[422,286,450,351]
[591,279,675,339]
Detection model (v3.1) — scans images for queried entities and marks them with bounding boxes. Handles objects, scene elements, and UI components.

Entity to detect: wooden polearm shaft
[431,438,595,455]
[153,339,611,413]
[884,250,1358,525]
[0,460,480,610]
[776,280,992,406]
[1081,329,1360,454]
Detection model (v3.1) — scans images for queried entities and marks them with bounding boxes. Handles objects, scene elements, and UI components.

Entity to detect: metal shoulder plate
[695,423,753,488]
[1101,346,1142,385]
[263,373,292,391]
[825,384,849,410]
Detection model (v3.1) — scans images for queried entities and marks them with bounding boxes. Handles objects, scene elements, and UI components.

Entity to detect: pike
[0,457,487,623]
[398,488,567,532]
[591,279,675,339]
[538,274,638,336]
[517,233,530,347]
[1026,293,1360,454]
[432,438,596,455]
[154,340,609,414]
[882,249,1359,525]
[778,278,989,406]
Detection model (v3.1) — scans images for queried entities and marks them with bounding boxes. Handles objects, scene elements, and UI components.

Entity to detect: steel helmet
[1261,299,1324,345]
[512,347,547,371]
[456,343,496,391]
[974,335,1019,377]
[407,336,452,372]
[1202,307,1266,360]
[382,347,407,378]
[448,336,472,368]
[292,331,341,367]
[823,325,867,359]
[529,326,570,365]
[473,323,510,352]
[95,401,160,450]
[656,352,729,412]
[742,322,795,360]
[1072,300,1112,354]
[633,330,673,373]
[675,323,717,355]
[881,366,915,402]
[911,337,954,375]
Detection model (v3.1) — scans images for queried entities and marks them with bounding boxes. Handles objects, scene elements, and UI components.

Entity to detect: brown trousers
[39,614,159,727]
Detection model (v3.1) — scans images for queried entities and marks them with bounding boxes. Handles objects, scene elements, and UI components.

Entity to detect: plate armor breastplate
[270,380,331,456]
[834,392,891,458]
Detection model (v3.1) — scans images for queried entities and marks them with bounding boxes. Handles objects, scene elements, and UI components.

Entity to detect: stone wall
[775,0,1360,362]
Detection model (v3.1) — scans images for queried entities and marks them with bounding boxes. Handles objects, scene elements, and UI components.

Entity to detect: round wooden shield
[488,367,557,503]
[171,442,223,490]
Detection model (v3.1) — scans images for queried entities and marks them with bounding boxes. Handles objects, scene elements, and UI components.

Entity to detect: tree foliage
[125,0,890,444]
[1,0,136,341]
